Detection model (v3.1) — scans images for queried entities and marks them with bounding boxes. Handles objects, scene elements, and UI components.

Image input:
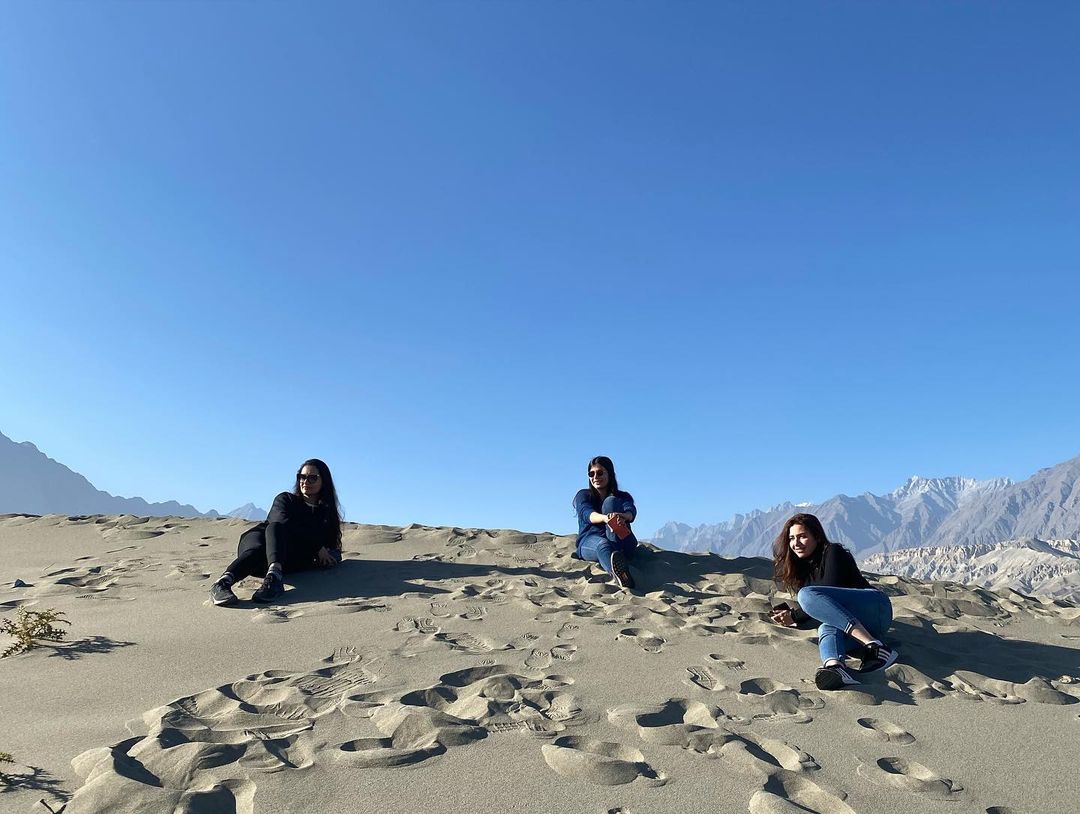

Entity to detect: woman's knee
[796,586,820,606]
[601,495,620,513]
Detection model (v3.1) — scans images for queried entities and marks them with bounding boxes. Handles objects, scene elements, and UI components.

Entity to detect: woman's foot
[609,551,635,590]
[251,572,284,603]
[209,579,238,607]
[855,641,898,673]
[815,663,860,690]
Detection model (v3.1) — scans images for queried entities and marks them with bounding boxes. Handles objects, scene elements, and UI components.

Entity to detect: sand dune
[1,513,1078,813]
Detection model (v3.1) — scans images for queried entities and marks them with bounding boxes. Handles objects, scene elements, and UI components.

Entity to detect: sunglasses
[297,473,321,484]
[588,470,606,478]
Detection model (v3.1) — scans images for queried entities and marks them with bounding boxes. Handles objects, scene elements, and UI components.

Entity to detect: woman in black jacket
[209,458,343,606]
[769,513,898,690]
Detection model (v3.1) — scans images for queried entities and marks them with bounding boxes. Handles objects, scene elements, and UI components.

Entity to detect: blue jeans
[796,585,893,664]
[577,495,638,575]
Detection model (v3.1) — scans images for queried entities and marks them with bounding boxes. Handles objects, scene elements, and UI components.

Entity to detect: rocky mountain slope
[862,538,1080,602]
[653,453,1080,557]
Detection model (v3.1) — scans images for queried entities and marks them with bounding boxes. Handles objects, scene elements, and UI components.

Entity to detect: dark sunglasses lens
[589,471,603,478]
[299,474,320,483]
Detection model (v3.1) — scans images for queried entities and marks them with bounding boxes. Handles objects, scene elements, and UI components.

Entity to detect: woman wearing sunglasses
[573,455,638,589]
[769,513,898,690]
[209,458,344,606]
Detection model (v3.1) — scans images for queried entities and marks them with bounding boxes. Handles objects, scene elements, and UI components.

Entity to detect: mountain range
[0,431,265,520]
[862,538,1080,602]
[651,453,1080,558]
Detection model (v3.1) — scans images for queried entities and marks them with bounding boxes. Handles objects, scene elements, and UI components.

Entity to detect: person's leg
[796,586,886,650]
[816,623,847,665]
[223,529,268,581]
[863,592,894,642]
[601,495,639,554]
[578,532,615,574]
[265,521,292,571]
[211,528,266,605]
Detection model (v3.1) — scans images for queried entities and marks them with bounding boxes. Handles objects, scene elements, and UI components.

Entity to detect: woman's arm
[574,491,606,527]
[265,492,296,525]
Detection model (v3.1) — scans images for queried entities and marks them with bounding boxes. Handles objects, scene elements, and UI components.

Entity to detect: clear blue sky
[1,2,1077,535]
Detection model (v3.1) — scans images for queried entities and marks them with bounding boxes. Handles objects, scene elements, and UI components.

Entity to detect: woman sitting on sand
[209,459,343,606]
[573,456,638,589]
[769,513,898,690]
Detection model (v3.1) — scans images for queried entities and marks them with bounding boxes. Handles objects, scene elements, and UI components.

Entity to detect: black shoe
[815,663,861,691]
[856,642,898,674]
[610,552,635,590]
[251,573,284,603]
[209,580,238,607]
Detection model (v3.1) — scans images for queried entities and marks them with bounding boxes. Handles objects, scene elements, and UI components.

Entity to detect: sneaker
[209,579,238,607]
[815,663,861,691]
[856,642,898,674]
[609,551,635,590]
[251,572,284,603]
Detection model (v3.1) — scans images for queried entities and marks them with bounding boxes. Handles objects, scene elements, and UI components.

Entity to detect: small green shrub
[0,608,70,657]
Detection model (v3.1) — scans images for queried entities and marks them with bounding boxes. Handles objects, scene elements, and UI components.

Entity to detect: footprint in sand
[395,617,440,634]
[337,736,445,768]
[457,604,488,621]
[251,608,304,624]
[856,717,915,745]
[556,623,580,640]
[858,757,965,800]
[608,698,721,746]
[950,672,1077,706]
[749,770,856,814]
[326,599,390,615]
[708,654,746,671]
[737,679,824,724]
[526,649,553,669]
[508,632,541,650]
[551,644,578,661]
[540,692,586,723]
[541,737,666,786]
[685,666,728,692]
[684,730,817,778]
[616,628,665,653]
[429,601,451,618]
[435,632,492,655]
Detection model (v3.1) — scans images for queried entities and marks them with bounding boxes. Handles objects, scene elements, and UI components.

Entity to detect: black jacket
[790,543,873,624]
[254,491,340,552]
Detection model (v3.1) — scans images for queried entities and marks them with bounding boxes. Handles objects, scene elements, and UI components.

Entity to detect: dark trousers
[225,522,321,580]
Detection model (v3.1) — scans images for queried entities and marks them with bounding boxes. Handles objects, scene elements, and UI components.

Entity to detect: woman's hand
[607,512,633,524]
[316,546,337,567]
[770,608,795,627]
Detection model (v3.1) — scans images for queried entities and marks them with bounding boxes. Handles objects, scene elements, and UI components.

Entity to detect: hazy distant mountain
[862,539,1080,602]
[652,453,1080,557]
[0,431,217,518]
[225,503,267,521]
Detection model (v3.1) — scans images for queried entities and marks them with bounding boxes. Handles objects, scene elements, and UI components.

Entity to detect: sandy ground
[1,513,1078,814]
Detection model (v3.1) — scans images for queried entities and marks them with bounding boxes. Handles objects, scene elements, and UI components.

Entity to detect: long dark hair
[294,458,343,549]
[586,455,620,511]
[772,512,834,593]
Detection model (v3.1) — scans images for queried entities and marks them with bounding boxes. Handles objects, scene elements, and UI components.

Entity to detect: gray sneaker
[251,573,284,603]
[209,580,238,607]
[610,552,635,590]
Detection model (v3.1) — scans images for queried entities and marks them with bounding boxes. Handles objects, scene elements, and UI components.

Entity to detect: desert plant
[0,751,13,785]
[0,608,70,657]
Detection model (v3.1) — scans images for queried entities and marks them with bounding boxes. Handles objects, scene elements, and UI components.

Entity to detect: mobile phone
[608,515,631,540]
[771,602,790,612]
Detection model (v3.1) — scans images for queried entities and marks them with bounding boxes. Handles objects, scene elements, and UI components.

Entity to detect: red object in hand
[608,515,631,540]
